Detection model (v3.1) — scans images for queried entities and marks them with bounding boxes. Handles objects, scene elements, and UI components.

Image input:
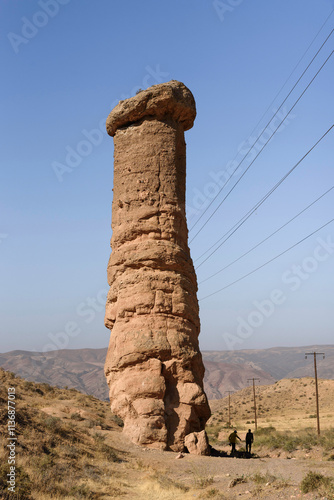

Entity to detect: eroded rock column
[104,80,211,451]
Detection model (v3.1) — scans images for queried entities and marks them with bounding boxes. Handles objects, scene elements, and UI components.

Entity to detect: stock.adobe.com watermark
[186,106,296,221]
[212,0,244,22]
[7,0,71,54]
[51,64,169,183]
[7,387,17,494]
[33,288,109,353]
[222,235,334,350]
[0,233,8,244]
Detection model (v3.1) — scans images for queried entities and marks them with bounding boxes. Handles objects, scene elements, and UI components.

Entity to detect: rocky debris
[228,476,247,488]
[104,81,211,452]
[184,430,210,456]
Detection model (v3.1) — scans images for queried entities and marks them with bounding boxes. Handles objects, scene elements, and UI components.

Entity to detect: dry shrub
[0,463,32,499]
[300,471,334,497]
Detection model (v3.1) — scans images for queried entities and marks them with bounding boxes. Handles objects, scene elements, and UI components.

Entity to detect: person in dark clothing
[245,429,254,453]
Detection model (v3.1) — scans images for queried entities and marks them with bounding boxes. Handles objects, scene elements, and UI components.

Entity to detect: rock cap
[106,80,196,137]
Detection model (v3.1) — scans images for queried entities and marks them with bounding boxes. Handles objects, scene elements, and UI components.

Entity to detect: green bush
[111,414,124,427]
[300,471,332,494]
[44,415,80,442]
[319,428,334,451]
[196,475,214,488]
[93,432,106,443]
[70,412,84,421]
[99,443,120,462]
[252,472,276,484]
[45,415,61,430]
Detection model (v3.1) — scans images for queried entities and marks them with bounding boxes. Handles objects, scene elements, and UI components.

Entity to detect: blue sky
[1,0,333,353]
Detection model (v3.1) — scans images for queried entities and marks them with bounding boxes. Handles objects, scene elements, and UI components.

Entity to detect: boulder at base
[185,430,210,455]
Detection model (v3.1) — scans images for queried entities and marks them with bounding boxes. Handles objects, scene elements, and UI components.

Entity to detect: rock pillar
[104,80,211,451]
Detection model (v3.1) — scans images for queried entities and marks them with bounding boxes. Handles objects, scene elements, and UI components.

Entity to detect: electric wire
[194,202,264,263]
[189,31,334,242]
[199,217,334,301]
[199,185,334,285]
[196,123,334,269]
[241,8,334,150]
[190,49,334,245]
[190,24,334,235]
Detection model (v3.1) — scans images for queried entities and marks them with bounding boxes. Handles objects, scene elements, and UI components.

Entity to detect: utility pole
[305,351,325,435]
[225,391,234,427]
[247,378,260,431]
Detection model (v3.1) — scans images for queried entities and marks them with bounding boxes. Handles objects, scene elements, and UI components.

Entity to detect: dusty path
[108,429,334,499]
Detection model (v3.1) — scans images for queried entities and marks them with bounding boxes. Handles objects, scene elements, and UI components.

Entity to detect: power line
[199,217,334,301]
[189,35,334,243]
[199,185,334,284]
[245,8,334,144]
[194,202,263,263]
[190,24,333,236]
[196,124,334,269]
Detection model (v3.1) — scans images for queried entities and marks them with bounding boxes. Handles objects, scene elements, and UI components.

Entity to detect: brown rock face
[184,430,210,456]
[104,80,211,451]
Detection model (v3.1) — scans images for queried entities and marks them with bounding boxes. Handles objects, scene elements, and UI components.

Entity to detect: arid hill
[208,376,334,433]
[0,348,109,400]
[1,368,334,499]
[203,344,334,380]
[203,360,274,399]
[0,345,333,401]
[0,348,273,400]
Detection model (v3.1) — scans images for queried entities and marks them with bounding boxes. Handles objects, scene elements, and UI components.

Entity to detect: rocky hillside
[0,345,332,401]
[1,368,334,500]
[203,360,274,399]
[203,345,334,380]
[0,348,109,400]
[208,377,334,432]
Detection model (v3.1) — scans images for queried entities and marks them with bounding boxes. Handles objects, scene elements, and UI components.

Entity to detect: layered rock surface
[104,81,211,451]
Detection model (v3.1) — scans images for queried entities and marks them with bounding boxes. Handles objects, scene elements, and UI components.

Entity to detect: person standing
[245,429,254,454]
[228,430,241,455]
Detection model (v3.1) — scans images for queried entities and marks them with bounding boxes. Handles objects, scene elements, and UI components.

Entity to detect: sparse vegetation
[0,463,32,499]
[300,471,334,497]
[205,424,221,443]
[207,377,334,461]
[1,368,334,499]
[251,471,276,484]
[228,475,247,487]
[70,411,84,421]
[251,426,334,454]
[201,488,222,498]
[0,368,124,499]
[196,475,215,488]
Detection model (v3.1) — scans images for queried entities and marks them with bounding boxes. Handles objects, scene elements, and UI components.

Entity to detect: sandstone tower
[104,80,211,452]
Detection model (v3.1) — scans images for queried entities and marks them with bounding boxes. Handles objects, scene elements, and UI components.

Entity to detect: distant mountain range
[0,345,333,401]
[203,345,334,380]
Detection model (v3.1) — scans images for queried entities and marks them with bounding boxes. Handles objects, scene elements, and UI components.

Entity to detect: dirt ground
[107,428,334,499]
[38,379,334,499]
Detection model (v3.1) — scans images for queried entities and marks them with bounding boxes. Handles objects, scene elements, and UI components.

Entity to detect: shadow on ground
[210,446,259,459]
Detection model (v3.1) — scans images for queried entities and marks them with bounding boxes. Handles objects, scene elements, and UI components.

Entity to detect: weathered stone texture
[104,80,211,451]
[184,430,210,456]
